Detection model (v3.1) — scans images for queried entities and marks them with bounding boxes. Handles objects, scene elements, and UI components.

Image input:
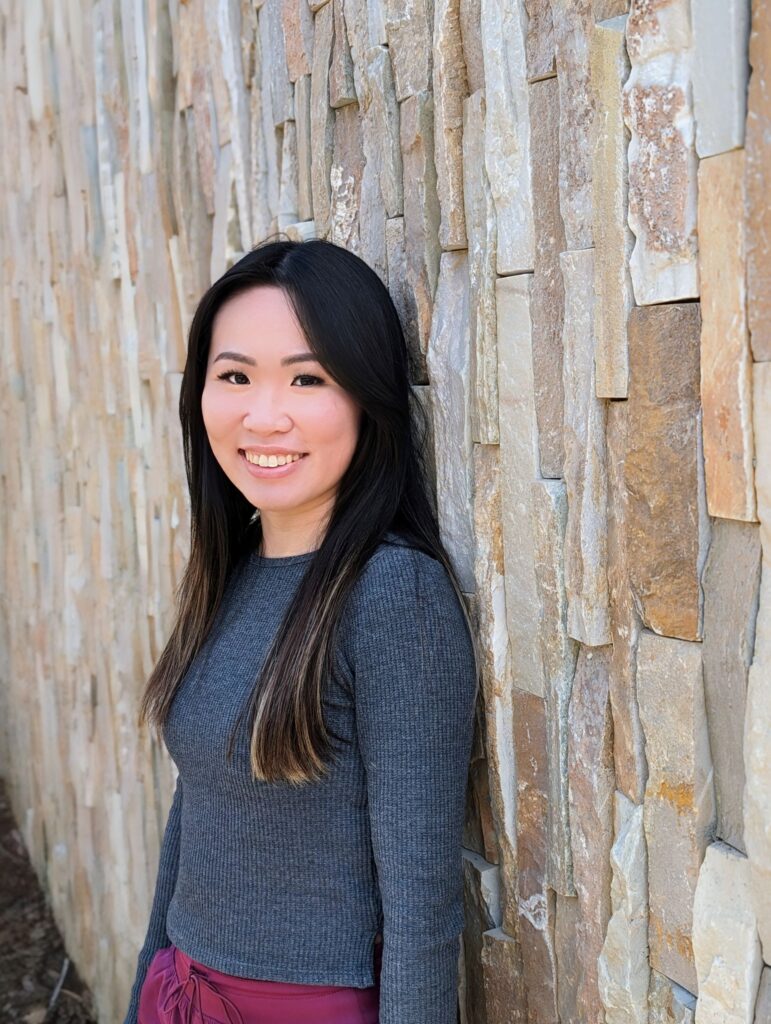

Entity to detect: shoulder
[353,531,458,610]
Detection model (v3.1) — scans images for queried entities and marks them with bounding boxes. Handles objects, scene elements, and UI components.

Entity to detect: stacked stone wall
[0,1,768,1020]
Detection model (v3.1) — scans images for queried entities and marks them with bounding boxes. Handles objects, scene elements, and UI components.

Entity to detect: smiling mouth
[239,450,309,468]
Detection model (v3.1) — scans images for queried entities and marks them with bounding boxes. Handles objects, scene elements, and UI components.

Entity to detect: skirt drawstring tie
[160,956,246,1024]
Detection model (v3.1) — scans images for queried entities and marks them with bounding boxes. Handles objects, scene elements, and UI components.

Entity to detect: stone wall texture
[0,1,769,1022]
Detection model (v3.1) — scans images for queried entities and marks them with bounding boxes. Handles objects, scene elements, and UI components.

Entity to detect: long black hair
[138,236,481,784]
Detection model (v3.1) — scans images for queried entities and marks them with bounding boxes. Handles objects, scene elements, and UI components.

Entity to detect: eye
[292,374,324,387]
[216,369,249,384]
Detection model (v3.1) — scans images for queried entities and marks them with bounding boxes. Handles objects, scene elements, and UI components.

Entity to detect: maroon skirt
[138,939,382,1024]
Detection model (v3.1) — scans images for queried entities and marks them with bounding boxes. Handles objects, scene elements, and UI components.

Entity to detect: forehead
[209,286,306,353]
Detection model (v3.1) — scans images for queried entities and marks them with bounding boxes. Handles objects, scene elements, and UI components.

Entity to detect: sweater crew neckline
[250,548,319,566]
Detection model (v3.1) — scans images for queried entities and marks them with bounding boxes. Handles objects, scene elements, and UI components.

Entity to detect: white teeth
[243,451,303,467]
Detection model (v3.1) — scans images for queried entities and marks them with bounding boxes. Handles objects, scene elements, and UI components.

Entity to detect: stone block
[692,841,763,1024]
[426,252,475,590]
[746,0,771,360]
[481,0,534,274]
[755,968,771,1024]
[591,15,633,399]
[637,630,715,992]
[495,274,546,698]
[524,0,555,80]
[698,150,756,522]
[560,248,611,647]
[382,0,433,100]
[512,689,559,1023]
[550,0,595,249]
[309,0,335,235]
[529,77,566,479]
[598,792,649,1024]
[702,518,761,854]
[433,0,469,251]
[555,644,615,1024]
[625,303,709,642]
[745,361,771,961]
[480,928,528,1023]
[622,0,699,304]
[462,91,498,446]
[400,90,441,359]
[531,479,578,896]
[690,0,750,156]
[649,970,696,1024]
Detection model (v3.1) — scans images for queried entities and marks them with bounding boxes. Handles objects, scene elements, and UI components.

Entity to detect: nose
[240,385,293,433]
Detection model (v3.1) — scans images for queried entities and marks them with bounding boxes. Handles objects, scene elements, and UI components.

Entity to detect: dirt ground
[0,777,96,1024]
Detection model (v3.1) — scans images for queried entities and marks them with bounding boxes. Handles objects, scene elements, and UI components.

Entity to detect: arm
[351,549,479,1024]
[123,772,184,1024]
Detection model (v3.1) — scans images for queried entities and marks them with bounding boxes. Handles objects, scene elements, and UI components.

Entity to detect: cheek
[201,387,234,441]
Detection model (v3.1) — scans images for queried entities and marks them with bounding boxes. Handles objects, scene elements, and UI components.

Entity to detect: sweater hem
[165,925,377,990]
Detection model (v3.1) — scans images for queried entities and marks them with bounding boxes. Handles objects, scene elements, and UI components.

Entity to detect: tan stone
[745,361,771,962]
[385,217,421,374]
[524,0,555,80]
[649,970,696,1024]
[550,0,595,249]
[555,644,615,1024]
[382,0,432,100]
[598,793,649,1024]
[294,75,313,221]
[605,397,647,804]
[471,444,518,922]
[531,479,578,896]
[529,77,566,479]
[329,101,364,249]
[400,91,441,359]
[329,0,356,107]
[637,630,715,993]
[434,0,469,251]
[755,968,771,1024]
[690,0,750,157]
[746,0,771,360]
[625,304,709,642]
[692,842,763,1024]
[512,689,559,1023]
[480,928,528,1023]
[426,252,475,586]
[463,92,498,446]
[622,0,699,304]
[462,847,503,1021]
[702,519,761,854]
[460,0,485,94]
[495,274,546,698]
[309,0,335,235]
[560,248,611,647]
[481,0,535,274]
[591,15,633,399]
[698,150,756,522]
[281,0,314,81]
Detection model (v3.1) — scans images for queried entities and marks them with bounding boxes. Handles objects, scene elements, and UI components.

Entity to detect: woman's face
[201,285,361,528]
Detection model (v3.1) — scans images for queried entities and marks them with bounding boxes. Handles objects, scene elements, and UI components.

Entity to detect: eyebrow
[212,351,321,367]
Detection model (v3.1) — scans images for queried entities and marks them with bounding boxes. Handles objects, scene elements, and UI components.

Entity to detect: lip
[239,450,308,479]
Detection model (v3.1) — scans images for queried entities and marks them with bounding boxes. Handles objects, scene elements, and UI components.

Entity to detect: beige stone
[459,0,485,94]
[625,304,709,642]
[382,0,432,100]
[433,0,469,251]
[470,444,517,918]
[531,479,577,896]
[649,970,696,1024]
[560,248,611,647]
[481,0,535,274]
[400,91,441,358]
[698,150,756,522]
[294,74,313,221]
[755,968,771,1024]
[598,792,649,1024]
[555,644,615,1024]
[524,0,555,80]
[281,0,314,81]
[512,689,559,1023]
[463,91,498,446]
[529,77,566,479]
[745,361,771,962]
[426,252,475,588]
[692,842,762,1024]
[746,0,771,360]
[637,630,715,993]
[329,0,356,107]
[622,0,699,304]
[550,0,595,249]
[495,274,546,698]
[591,15,633,399]
[329,101,364,249]
[462,848,504,1022]
[702,519,761,854]
[690,0,750,157]
[309,0,335,235]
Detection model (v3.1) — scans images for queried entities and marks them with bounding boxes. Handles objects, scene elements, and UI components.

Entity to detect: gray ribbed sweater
[124,534,478,1024]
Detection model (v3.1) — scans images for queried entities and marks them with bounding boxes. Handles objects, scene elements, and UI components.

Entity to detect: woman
[124,237,481,1024]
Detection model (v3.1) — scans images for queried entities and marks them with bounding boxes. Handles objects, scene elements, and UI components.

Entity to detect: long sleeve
[123,772,184,1024]
[350,548,479,1024]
